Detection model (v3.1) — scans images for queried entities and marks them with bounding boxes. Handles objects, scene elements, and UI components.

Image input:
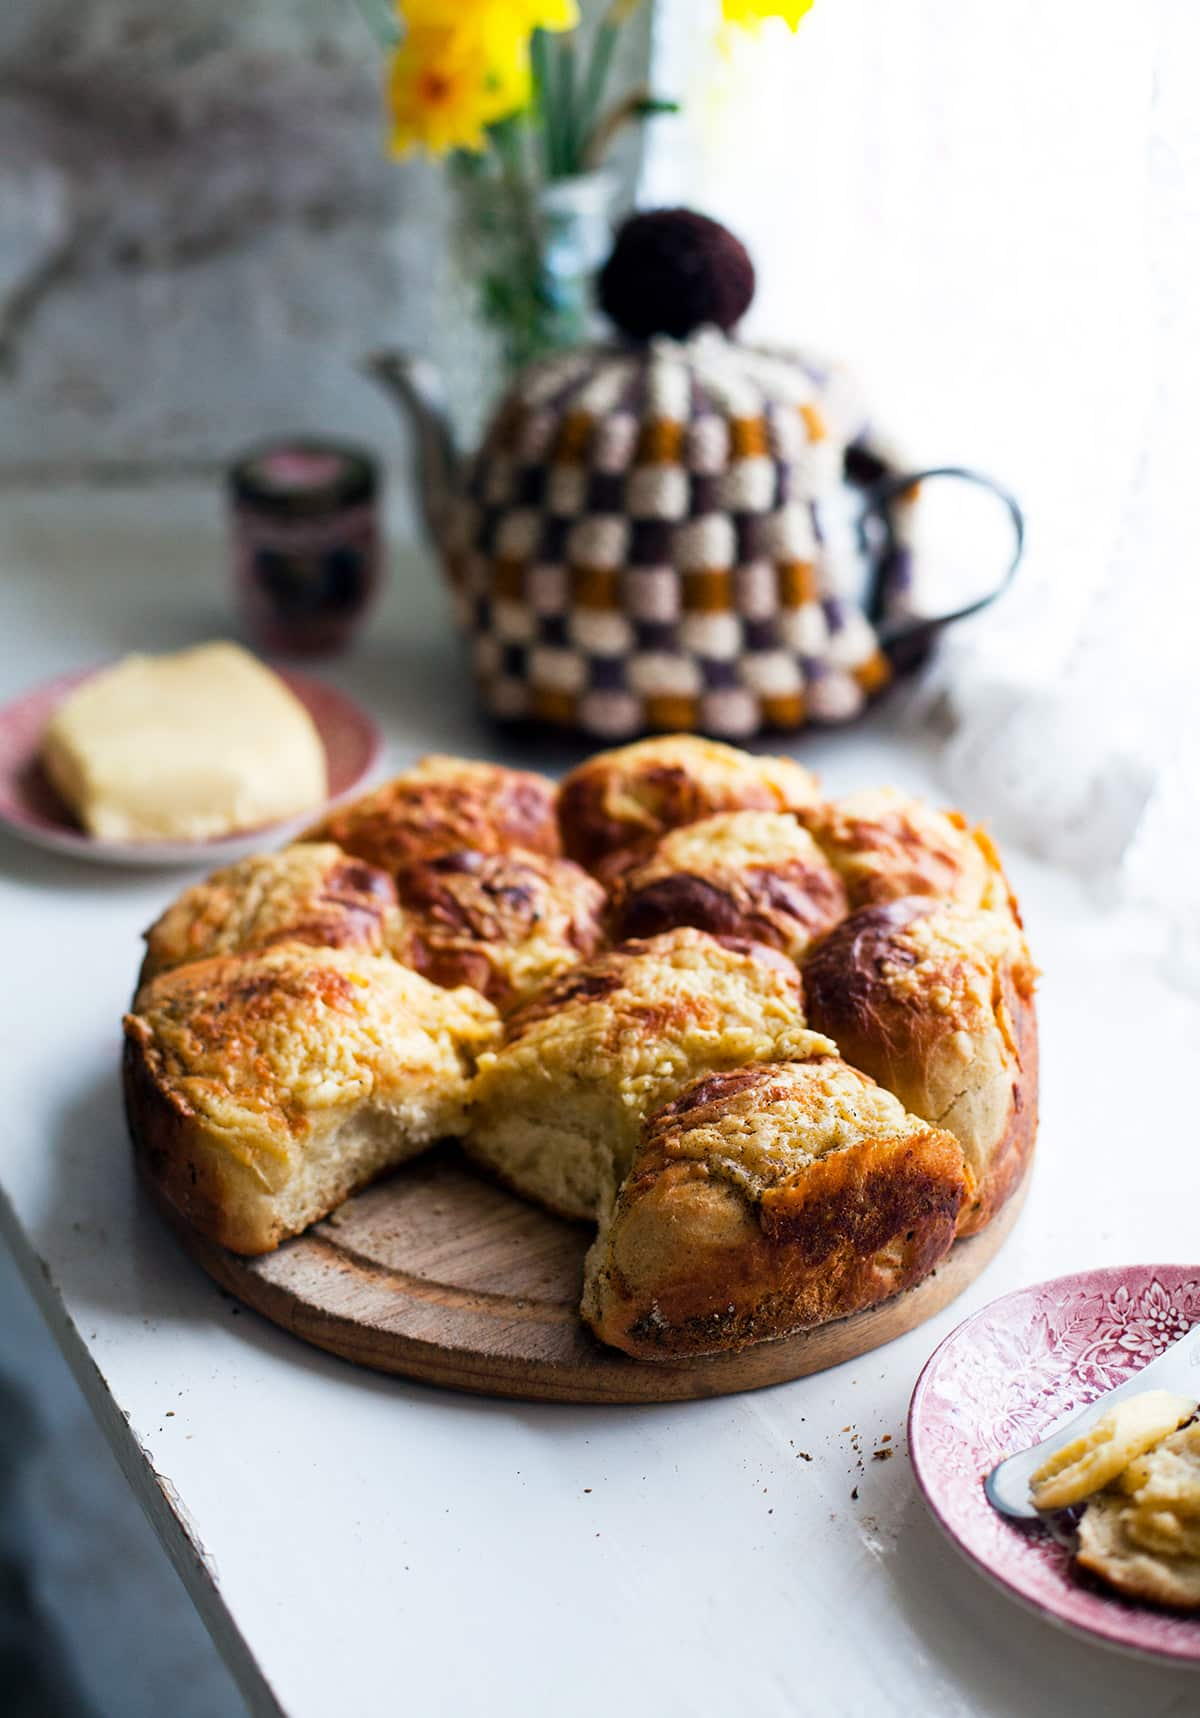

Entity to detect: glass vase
[435,161,618,447]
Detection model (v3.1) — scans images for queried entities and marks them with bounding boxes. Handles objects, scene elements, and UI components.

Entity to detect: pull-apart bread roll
[125,741,1039,1362]
[306,754,561,874]
[125,946,499,1254]
[608,810,847,958]
[139,844,399,984]
[557,735,820,881]
[465,927,825,1222]
[584,1059,967,1358]
[387,848,606,1014]
[802,898,1038,1236]
[801,787,1014,916]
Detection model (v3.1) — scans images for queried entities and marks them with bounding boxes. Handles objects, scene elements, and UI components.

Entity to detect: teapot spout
[363,350,459,550]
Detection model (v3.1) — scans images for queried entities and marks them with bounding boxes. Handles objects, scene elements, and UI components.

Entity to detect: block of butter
[41,642,329,843]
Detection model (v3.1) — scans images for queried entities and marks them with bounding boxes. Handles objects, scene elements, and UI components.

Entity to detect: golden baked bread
[583,1058,967,1358]
[608,810,847,958]
[801,897,1037,1235]
[388,847,606,1013]
[125,945,499,1254]
[126,738,1040,1363]
[139,844,398,983]
[800,787,1011,912]
[466,927,827,1222]
[306,754,560,874]
[557,734,820,880]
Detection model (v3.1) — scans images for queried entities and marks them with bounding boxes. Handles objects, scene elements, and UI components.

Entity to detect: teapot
[367,210,1023,741]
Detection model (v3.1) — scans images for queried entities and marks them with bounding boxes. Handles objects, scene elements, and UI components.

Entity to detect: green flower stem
[578,21,619,164]
[557,36,580,173]
[530,29,558,177]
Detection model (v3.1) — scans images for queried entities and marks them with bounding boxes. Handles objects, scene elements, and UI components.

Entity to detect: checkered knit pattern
[445,328,906,740]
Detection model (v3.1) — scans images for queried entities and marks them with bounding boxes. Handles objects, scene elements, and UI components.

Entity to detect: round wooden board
[156,1144,1031,1404]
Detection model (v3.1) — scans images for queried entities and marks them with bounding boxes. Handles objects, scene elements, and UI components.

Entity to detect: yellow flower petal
[399,0,577,36]
[721,0,815,28]
[512,0,580,30]
[387,25,525,159]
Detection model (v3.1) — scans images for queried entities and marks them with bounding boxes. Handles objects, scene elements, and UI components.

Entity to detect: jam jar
[230,440,381,655]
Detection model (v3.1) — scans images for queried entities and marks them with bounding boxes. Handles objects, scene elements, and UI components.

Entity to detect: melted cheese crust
[141,844,398,980]
[127,945,498,1188]
[611,810,847,958]
[558,734,820,876]
[307,755,560,874]
[469,928,830,1202]
[645,1058,921,1201]
[802,787,1003,910]
[390,848,605,1012]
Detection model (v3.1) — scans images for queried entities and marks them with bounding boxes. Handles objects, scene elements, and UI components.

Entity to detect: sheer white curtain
[641,0,1200,967]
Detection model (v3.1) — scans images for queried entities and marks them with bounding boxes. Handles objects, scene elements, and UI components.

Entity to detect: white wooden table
[2,484,1197,1718]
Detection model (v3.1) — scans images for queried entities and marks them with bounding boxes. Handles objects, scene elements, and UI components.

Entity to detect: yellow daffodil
[722,0,815,28]
[399,1,578,35]
[387,25,529,158]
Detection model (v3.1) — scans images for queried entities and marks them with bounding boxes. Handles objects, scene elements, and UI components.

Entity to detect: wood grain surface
[154,1145,1030,1404]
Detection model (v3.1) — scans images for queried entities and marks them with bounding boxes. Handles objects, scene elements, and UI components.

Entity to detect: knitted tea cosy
[445,210,914,740]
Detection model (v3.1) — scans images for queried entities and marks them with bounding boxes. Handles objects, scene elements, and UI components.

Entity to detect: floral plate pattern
[909,1265,1200,1664]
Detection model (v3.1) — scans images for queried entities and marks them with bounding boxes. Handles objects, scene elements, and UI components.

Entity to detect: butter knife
[985,1322,1200,1521]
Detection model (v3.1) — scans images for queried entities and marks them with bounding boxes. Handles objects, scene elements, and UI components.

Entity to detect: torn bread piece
[125,945,499,1254]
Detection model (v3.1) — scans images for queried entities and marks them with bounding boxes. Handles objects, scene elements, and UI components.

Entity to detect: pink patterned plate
[0,664,383,868]
[909,1266,1200,1664]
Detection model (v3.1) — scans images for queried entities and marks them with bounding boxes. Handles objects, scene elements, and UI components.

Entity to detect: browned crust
[124,1021,422,1257]
[586,1123,966,1359]
[801,898,1038,1238]
[558,745,817,878]
[609,857,847,953]
[801,799,1000,910]
[967,976,1038,1235]
[123,1019,278,1255]
[391,848,606,1010]
[139,852,397,987]
[501,930,805,1044]
[308,760,560,875]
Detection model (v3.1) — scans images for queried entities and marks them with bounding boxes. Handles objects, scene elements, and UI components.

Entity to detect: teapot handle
[860,465,1025,672]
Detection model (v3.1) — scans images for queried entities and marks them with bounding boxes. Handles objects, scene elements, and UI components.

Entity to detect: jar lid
[230,439,378,516]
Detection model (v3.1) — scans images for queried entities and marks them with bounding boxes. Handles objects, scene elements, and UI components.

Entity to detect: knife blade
[985,1321,1200,1520]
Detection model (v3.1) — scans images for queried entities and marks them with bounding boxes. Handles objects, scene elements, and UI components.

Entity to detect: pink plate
[0,663,383,868]
[909,1265,1200,1664]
